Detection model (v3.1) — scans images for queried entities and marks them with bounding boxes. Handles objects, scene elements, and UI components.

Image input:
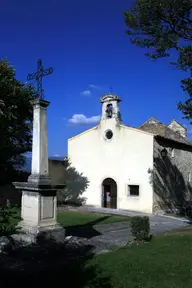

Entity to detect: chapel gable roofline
[100,93,122,103]
[120,124,154,136]
[68,126,98,142]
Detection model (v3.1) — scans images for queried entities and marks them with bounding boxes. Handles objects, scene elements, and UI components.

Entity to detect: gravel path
[63,206,191,253]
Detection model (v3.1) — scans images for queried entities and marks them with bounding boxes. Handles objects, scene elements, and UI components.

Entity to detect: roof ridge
[168,119,187,130]
[139,117,192,146]
[139,117,162,128]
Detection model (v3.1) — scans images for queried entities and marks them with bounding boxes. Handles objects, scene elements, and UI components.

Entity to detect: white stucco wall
[68,119,154,213]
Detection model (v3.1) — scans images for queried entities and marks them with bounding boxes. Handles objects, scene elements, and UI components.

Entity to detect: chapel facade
[68,94,192,214]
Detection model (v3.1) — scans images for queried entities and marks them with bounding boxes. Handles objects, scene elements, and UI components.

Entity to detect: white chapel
[68,94,155,213]
[68,93,191,214]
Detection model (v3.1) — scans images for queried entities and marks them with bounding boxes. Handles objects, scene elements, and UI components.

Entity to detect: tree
[0,59,36,185]
[123,0,192,120]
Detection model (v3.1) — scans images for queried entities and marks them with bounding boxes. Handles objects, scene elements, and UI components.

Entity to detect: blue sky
[1,0,191,157]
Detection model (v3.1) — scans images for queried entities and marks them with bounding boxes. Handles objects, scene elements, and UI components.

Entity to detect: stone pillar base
[13,181,65,245]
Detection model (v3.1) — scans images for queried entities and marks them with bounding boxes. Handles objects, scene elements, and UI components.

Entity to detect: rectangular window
[188,172,191,183]
[128,185,139,196]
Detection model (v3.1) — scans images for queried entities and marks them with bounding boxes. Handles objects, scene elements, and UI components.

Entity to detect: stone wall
[152,137,192,213]
[49,159,67,186]
[0,159,89,207]
[0,159,67,206]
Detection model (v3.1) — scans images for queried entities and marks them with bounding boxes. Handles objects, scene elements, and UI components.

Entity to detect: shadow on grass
[65,216,111,239]
[0,238,111,288]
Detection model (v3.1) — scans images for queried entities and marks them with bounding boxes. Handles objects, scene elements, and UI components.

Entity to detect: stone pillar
[28,99,51,185]
[13,99,64,243]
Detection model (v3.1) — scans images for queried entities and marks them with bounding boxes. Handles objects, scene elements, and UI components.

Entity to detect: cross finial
[27,59,53,99]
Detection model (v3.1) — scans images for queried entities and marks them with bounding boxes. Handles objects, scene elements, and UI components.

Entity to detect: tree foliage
[0,205,21,238]
[124,0,192,120]
[0,59,36,185]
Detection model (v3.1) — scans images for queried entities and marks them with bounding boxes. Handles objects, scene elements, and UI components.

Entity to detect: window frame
[128,184,140,197]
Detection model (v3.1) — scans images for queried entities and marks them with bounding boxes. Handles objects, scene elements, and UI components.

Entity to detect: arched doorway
[101,178,117,209]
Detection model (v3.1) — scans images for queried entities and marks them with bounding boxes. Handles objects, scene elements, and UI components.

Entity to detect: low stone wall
[0,159,67,206]
[49,159,67,186]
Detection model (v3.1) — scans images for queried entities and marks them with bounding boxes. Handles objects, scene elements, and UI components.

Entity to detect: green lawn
[57,210,130,227]
[2,206,192,287]
[86,227,192,288]
[9,208,130,228]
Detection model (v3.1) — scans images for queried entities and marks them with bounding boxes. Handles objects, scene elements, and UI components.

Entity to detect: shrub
[130,216,151,241]
[0,205,21,237]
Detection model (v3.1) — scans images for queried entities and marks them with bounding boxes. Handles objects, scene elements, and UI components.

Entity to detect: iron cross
[27,59,53,99]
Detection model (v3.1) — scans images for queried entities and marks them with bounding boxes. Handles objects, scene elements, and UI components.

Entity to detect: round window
[105,129,113,140]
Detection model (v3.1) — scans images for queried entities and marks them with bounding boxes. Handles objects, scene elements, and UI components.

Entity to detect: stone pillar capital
[30,98,50,108]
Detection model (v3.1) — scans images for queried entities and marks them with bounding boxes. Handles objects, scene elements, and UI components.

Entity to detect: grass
[2,206,192,287]
[87,227,192,288]
[57,210,130,227]
[6,207,130,228]
[1,226,192,288]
